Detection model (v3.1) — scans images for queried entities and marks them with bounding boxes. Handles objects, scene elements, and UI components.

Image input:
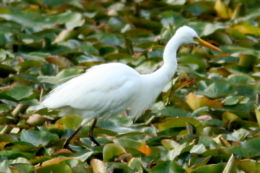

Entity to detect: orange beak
[194,37,222,52]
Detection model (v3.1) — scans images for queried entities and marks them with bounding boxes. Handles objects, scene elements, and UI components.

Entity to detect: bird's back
[42,63,142,118]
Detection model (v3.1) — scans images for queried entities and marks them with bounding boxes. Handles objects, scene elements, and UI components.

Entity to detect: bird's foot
[63,141,71,150]
[88,118,100,146]
[89,135,100,146]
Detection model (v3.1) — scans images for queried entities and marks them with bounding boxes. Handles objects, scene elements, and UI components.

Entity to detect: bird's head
[175,25,221,52]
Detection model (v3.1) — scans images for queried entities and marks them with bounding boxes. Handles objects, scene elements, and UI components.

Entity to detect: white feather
[41,26,204,122]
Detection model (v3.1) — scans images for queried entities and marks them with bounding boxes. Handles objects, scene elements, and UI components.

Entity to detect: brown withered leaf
[45,55,72,68]
[186,93,223,110]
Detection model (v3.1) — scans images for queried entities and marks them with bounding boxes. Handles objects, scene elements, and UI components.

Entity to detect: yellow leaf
[0,142,8,150]
[54,149,73,155]
[46,55,72,68]
[222,112,240,123]
[231,24,260,36]
[236,159,260,173]
[186,93,223,110]
[138,143,151,156]
[35,157,72,168]
[52,29,73,44]
[214,0,232,19]
[223,154,235,173]
[91,159,108,173]
[186,93,203,110]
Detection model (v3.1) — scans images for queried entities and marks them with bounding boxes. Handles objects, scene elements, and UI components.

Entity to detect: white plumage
[43,63,142,120]
[41,26,221,146]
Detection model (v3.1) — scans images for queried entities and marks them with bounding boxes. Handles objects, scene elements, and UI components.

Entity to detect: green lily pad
[36,162,72,173]
[192,163,225,173]
[0,6,84,31]
[190,144,207,154]
[103,143,126,161]
[200,82,232,98]
[156,117,203,133]
[236,159,260,173]
[56,114,82,129]
[20,129,59,147]
[38,68,83,85]
[150,161,185,173]
[222,96,242,105]
[227,74,255,84]
[161,107,191,117]
[229,137,260,157]
[0,85,33,101]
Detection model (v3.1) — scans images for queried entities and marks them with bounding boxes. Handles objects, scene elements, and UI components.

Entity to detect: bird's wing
[42,63,141,113]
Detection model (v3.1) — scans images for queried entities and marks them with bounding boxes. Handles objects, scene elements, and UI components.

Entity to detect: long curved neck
[163,35,181,65]
[143,35,181,88]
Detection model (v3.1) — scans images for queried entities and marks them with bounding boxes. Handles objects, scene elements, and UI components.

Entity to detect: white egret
[41,26,221,147]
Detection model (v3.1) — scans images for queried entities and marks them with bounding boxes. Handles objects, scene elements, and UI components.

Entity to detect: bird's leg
[88,118,100,146]
[63,125,83,149]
